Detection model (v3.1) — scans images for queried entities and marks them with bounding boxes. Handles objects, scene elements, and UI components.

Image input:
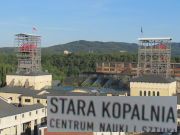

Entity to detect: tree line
[0,53,180,86]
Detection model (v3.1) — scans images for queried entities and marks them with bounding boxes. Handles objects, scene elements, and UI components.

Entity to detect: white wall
[6,75,52,90]
[0,107,47,135]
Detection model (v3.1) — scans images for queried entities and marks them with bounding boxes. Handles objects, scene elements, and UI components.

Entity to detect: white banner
[47,96,177,132]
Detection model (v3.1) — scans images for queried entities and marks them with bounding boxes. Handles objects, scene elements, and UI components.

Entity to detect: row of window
[15,109,45,120]
[8,95,49,104]
[25,99,47,104]
[10,97,47,104]
[25,99,40,103]
[139,91,160,96]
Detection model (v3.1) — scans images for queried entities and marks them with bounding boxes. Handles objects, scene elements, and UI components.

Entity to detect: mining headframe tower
[137,37,172,78]
[6,33,52,90]
[15,33,41,73]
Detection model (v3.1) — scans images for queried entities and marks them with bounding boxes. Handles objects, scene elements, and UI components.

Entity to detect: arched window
[148,91,151,96]
[140,91,142,96]
[157,91,160,96]
[153,91,155,96]
[144,91,146,96]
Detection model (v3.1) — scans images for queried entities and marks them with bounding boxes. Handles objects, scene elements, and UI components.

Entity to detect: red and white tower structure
[15,33,41,73]
[137,37,172,78]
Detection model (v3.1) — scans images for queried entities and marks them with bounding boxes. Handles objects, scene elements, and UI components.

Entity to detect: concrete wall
[34,75,52,90]
[6,74,52,90]
[169,81,177,95]
[0,126,16,135]
[130,81,177,96]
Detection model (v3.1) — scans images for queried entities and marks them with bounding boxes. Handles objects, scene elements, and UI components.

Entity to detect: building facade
[0,98,47,135]
[130,75,176,96]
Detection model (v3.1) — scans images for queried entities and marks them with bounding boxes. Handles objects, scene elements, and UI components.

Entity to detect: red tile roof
[44,128,93,135]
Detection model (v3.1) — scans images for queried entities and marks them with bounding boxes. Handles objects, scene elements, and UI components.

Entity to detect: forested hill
[43,40,138,54]
[0,40,180,56]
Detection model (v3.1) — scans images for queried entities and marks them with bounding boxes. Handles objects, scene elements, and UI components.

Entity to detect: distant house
[64,50,72,55]
[119,50,127,53]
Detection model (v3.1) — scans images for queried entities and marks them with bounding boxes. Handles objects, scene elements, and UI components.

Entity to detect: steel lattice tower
[15,33,41,73]
[137,37,172,78]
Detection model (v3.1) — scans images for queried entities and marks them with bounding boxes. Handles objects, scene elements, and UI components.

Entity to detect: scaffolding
[137,37,172,78]
[15,33,41,73]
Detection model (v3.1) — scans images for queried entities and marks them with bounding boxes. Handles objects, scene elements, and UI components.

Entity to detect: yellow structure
[6,73,52,90]
[130,75,176,96]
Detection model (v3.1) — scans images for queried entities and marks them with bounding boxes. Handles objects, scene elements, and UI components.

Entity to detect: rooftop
[0,86,127,99]
[138,37,172,41]
[131,75,176,83]
[0,86,41,97]
[8,71,51,76]
[15,33,41,37]
[0,98,44,117]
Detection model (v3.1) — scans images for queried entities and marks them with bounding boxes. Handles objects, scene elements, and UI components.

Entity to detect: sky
[0,0,179,47]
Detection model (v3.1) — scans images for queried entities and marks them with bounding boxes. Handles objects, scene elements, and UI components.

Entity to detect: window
[153,91,156,96]
[36,110,38,114]
[15,116,17,120]
[157,91,160,96]
[144,91,146,96]
[25,99,31,102]
[37,100,40,103]
[178,109,180,115]
[29,112,31,116]
[139,91,142,96]
[22,114,24,118]
[148,91,151,96]
[42,109,44,112]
